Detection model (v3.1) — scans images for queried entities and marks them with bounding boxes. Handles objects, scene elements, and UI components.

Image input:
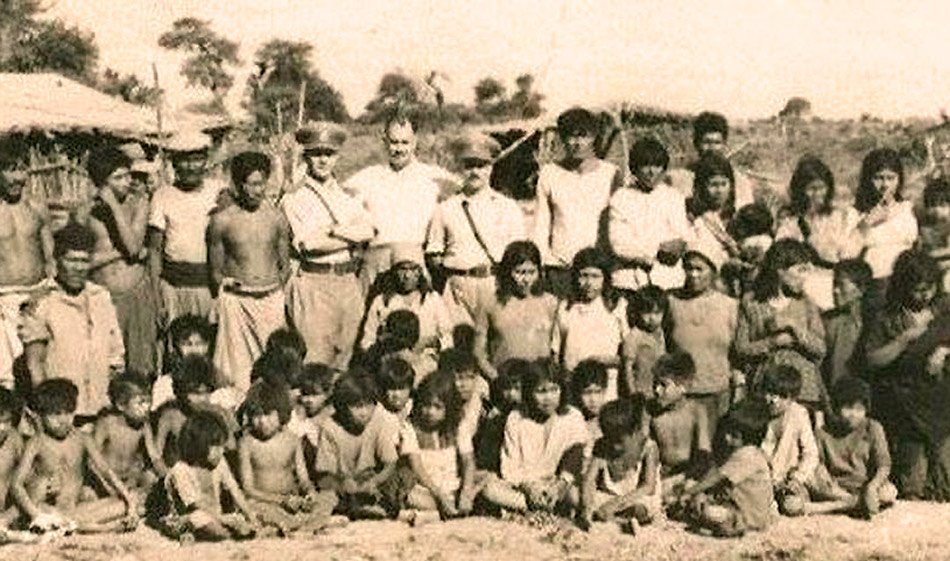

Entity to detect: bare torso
[95,414,149,486]
[244,430,299,495]
[213,204,285,287]
[0,429,23,506]
[25,432,87,511]
[89,195,148,292]
[0,202,48,287]
[651,401,703,469]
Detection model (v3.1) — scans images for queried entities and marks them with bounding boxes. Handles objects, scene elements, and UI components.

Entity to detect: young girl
[668,247,739,433]
[401,373,485,519]
[690,153,741,271]
[360,244,453,357]
[482,359,589,514]
[578,397,661,533]
[621,286,668,399]
[553,247,627,400]
[160,411,257,541]
[854,148,918,303]
[734,240,827,412]
[863,250,950,500]
[475,359,527,472]
[474,241,559,380]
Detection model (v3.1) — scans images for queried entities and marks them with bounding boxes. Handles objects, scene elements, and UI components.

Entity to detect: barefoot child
[572,360,608,463]
[94,371,163,506]
[649,352,713,502]
[0,389,23,522]
[288,363,335,447]
[475,359,526,473]
[806,377,896,518]
[679,401,774,537]
[161,410,256,541]
[822,260,873,388]
[154,355,216,471]
[377,358,415,421]
[578,397,661,533]
[621,286,667,399]
[12,379,136,534]
[238,382,337,535]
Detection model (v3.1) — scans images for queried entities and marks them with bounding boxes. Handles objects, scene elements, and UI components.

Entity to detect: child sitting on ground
[377,357,415,421]
[578,396,662,534]
[572,360,609,464]
[238,381,338,535]
[161,410,257,541]
[11,379,136,534]
[94,371,163,508]
[822,260,873,388]
[288,362,335,447]
[759,365,819,517]
[805,377,896,518]
[621,286,667,399]
[475,359,526,473]
[649,352,713,503]
[679,400,774,537]
[312,372,400,519]
[0,388,23,525]
[154,355,217,471]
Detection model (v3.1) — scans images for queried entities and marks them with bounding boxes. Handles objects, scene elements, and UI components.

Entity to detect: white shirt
[344,159,458,247]
[148,180,224,263]
[532,160,618,266]
[426,188,525,269]
[861,201,918,279]
[281,177,372,264]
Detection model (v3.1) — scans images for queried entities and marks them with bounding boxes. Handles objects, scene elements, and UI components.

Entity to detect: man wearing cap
[86,146,157,375]
[282,121,374,370]
[425,133,524,326]
[344,113,459,295]
[208,150,290,395]
[531,107,622,298]
[0,170,54,388]
[147,131,224,325]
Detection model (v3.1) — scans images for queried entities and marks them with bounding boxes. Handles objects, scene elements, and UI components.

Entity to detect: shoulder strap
[461,199,496,266]
[307,181,340,225]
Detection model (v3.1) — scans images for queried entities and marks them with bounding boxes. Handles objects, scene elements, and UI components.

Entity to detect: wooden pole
[296,80,307,129]
[151,63,167,186]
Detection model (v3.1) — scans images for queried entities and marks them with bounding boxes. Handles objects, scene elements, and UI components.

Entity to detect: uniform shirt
[20,282,124,416]
[148,180,224,263]
[532,160,618,266]
[344,160,458,247]
[281,176,372,264]
[426,188,525,269]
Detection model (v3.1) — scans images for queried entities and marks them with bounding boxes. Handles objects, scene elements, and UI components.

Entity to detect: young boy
[578,396,661,534]
[94,371,163,505]
[823,260,873,388]
[11,379,136,534]
[312,372,400,519]
[208,150,291,396]
[0,388,23,521]
[288,362,335,447]
[759,365,819,517]
[621,286,667,398]
[377,357,415,421]
[152,314,214,410]
[238,382,338,535]
[649,352,713,503]
[572,360,608,463]
[806,377,896,518]
[154,355,217,471]
[679,400,774,537]
[441,349,490,457]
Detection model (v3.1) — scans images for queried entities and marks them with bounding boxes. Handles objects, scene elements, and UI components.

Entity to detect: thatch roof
[0,73,161,139]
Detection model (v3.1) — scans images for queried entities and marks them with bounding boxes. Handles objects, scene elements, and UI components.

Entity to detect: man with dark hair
[532,107,622,297]
[87,145,157,376]
[0,169,54,388]
[20,221,124,418]
[208,149,290,396]
[345,113,459,295]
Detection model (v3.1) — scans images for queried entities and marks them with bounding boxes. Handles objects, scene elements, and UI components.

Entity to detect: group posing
[0,105,942,541]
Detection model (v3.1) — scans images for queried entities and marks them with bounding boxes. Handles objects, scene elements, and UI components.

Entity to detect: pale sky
[45,0,950,120]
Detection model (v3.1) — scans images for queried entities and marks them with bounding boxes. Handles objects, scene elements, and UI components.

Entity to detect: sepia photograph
[0,0,949,559]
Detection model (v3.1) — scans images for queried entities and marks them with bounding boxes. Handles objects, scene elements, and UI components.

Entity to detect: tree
[509,72,544,119]
[779,96,812,119]
[244,38,347,136]
[474,77,509,123]
[0,1,99,83]
[97,68,160,106]
[158,17,239,110]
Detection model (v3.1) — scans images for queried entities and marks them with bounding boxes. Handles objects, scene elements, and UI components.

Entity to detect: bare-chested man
[87,146,157,375]
[208,150,290,395]
[0,170,54,388]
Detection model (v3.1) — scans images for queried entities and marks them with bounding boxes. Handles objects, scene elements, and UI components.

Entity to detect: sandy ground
[3,501,949,561]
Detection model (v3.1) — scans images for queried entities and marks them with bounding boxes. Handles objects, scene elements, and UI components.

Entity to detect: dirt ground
[2,500,949,561]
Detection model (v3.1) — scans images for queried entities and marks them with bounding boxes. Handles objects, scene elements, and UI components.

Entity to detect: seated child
[621,286,668,398]
[649,352,713,501]
[312,372,400,519]
[94,371,163,508]
[265,327,308,367]
[0,389,24,523]
[578,397,662,534]
[822,260,872,387]
[154,355,217,471]
[679,401,774,537]
[805,377,896,518]
[362,310,436,384]
[442,349,490,459]
[572,360,608,463]
[481,359,589,514]
[475,359,526,473]
[11,379,136,534]
[288,362,335,447]
[238,382,338,535]
[400,373,487,520]
[153,314,213,411]
[759,365,819,517]
[161,410,257,541]
[377,357,415,421]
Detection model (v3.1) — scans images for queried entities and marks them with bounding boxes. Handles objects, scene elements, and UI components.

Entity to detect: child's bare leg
[406,486,439,511]
[803,497,857,515]
[68,497,134,533]
[480,477,527,512]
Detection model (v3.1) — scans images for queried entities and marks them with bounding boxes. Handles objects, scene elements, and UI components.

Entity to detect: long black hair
[495,240,544,305]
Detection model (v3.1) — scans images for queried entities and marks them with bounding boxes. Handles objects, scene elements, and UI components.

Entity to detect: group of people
[0,104,947,542]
